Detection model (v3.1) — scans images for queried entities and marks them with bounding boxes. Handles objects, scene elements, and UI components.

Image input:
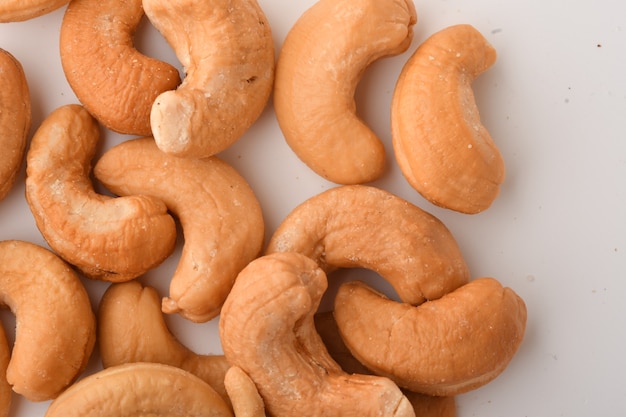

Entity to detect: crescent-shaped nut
[0,48,31,201]
[333,278,527,396]
[93,137,265,322]
[44,362,234,417]
[266,185,469,305]
[0,240,96,402]
[25,104,177,282]
[59,0,181,135]
[273,0,417,184]
[0,322,11,417]
[143,0,275,158]
[391,24,505,214]
[224,366,266,417]
[0,0,68,22]
[219,252,415,417]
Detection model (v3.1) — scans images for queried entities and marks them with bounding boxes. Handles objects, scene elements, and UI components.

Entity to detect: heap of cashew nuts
[0,0,526,416]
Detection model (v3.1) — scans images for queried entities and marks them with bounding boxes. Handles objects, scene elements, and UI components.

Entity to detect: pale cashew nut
[94,137,264,322]
[25,104,177,282]
[333,278,527,396]
[0,0,68,22]
[219,252,415,417]
[0,48,31,201]
[143,0,275,158]
[0,322,10,417]
[273,0,417,184]
[0,240,96,402]
[224,366,266,417]
[391,24,505,214]
[44,362,234,417]
[266,185,469,305]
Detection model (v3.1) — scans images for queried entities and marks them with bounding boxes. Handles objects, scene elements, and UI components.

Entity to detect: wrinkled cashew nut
[273,0,417,184]
[391,24,505,214]
[0,240,96,402]
[0,0,68,22]
[224,366,266,417]
[25,104,177,282]
[220,252,415,417]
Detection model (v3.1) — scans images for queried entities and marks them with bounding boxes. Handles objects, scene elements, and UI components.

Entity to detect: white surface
[1,0,625,415]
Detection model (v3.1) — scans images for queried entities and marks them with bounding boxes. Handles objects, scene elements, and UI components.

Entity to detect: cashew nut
[391,24,505,214]
[93,137,264,322]
[266,185,469,305]
[224,366,266,417]
[25,104,177,282]
[59,0,181,135]
[142,0,275,158]
[333,278,527,396]
[0,322,10,417]
[44,362,234,417]
[0,0,68,22]
[0,240,96,402]
[273,0,417,184]
[220,252,415,417]
[0,48,31,201]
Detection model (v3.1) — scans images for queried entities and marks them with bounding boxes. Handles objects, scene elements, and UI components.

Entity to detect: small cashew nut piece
[391,24,505,214]
[60,0,181,135]
[333,278,527,396]
[0,0,68,22]
[143,0,275,158]
[220,252,415,417]
[44,362,234,417]
[25,104,177,282]
[266,185,469,305]
[0,322,10,417]
[0,240,96,402]
[224,367,266,417]
[94,137,264,322]
[273,0,417,184]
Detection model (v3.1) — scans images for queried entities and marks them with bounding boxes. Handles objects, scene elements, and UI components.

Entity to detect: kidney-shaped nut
[0,240,96,402]
[142,0,274,158]
[25,104,177,282]
[224,366,266,417]
[266,185,469,305]
[94,137,264,322]
[391,24,505,214]
[0,48,31,201]
[0,322,11,417]
[273,0,417,184]
[0,0,68,22]
[334,278,527,396]
[220,252,415,417]
[44,362,233,417]
[59,0,181,135]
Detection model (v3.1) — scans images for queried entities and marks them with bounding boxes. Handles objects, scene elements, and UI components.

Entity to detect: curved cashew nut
[25,104,177,282]
[391,24,505,214]
[266,185,469,305]
[59,0,181,135]
[143,0,275,158]
[0,323,10,417]
[0,240,96,402]
[0,0,68,22]
[273,0,417,184]
[224,366,266,417]
[0,48,31,201]
[44,362,233,417]
[220,252,415,417]
[94,137,264,322]
[333,278,527,396]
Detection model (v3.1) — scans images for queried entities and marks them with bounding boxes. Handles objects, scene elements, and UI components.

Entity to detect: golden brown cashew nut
[59,0,181,135]
[0,322,10,417]
[0,0,68,22]
[273,0,417,184]
[0,48,31,201]
[220,252,415,417]
[391,24,505,214]
[94,137,264,322]
[25,104,177,282]
[143,0,275,158]
[334,278,527,396]
[44,362,234,417]
[266,185,469,305]
[0,240,96,402]
[224,367,266,417]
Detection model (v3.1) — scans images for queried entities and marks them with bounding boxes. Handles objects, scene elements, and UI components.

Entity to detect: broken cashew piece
[391,24,505,214]
[220,252,415,417]
[0,322,10,417]
[224,366,266,417]
[0,240,96,402]
[274,0,417,184]
[0,0,68,22]
[266,185,469,305]
[143,0,275,158]
[25,104,177,282]
[59,0,181,135]
[44,362,233,417]
[334,278,527,396]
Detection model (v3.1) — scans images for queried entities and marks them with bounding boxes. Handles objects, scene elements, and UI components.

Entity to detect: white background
[1,0,625,415]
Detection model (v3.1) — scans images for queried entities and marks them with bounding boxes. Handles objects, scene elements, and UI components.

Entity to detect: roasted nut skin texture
[0,322,11,417]
[0,0,68,22]
[224,366,266,417]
